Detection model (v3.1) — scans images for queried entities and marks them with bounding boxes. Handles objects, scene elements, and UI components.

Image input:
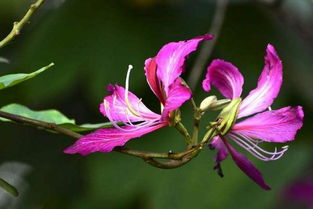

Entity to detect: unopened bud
[200,96,231,112]
[200,96,217,112]
[210,99,231,111]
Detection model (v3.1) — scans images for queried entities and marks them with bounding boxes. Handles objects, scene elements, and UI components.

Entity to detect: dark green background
[0,0,312,208]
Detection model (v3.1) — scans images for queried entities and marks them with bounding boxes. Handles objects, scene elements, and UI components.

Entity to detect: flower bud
[200,96,217,112]
[210,99,232,111]
[200,96,231,112]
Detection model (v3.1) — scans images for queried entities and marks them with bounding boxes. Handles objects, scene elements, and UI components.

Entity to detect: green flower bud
[200,96,231,112]
[200,96,217,112]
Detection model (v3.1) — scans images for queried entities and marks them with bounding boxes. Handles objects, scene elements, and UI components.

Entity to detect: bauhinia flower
[64,35,213,155]
[202,44,304,190]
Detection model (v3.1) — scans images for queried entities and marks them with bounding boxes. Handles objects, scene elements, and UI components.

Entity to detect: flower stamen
[229,133,289,161]
[124,65,142,118]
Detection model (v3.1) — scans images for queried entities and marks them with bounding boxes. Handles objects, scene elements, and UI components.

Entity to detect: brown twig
[0,110,217,169]
[0,110,82,139]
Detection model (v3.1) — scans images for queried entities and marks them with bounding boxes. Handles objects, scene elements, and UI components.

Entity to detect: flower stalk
[0,108,217,169]
[0,0,45,49]
[191,103,202,146]
[174,122,192,145]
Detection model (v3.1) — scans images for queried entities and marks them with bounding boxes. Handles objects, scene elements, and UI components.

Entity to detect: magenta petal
[144,58,164,103]
[232,106,304,143]
[202,59,244,99]
[64,123,167,155]
[155,35,213,94]
[209,136,229,162]
[238,44,283,118]
[208,136,229,177]
[99,84,160,123]
[224,141,271,190]
[161,78,192,119]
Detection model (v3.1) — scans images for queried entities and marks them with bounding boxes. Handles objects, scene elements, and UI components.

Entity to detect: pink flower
[283,178,313,208]
[203,44,304,190]
[64,35,213,155]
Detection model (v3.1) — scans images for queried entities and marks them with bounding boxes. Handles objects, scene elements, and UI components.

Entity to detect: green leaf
[0,178,19,197]
[0,103,113,132]
[0,63,54,90]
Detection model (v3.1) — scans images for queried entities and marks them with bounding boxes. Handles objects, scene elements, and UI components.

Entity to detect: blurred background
[0,0,312,208]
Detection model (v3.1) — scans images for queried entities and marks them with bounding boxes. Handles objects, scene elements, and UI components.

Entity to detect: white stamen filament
[105,97,162,132]
[228,133,289,161]
[124,65,141,117]
[104,100,130,131]
[124,65,159,120]
[125,109,136,126]
[101,65,162,133]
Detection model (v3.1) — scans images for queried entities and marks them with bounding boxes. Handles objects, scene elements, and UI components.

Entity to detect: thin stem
[190,99,202,146]
[115,144,200,161]
[0,0,45,49]
[147,127,218,169]
[190,98,198,111]
[0,110,217,169]
[141,126,217,169]
[191,114,201,146]
[0,110,82,139]
[187,0,229,90]
[143,157,192,169]
[174,122,192,144]
[201,128,216,144]
[114,147,170,159]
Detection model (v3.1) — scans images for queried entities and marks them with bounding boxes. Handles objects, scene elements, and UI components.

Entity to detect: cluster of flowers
[64,35,303,190]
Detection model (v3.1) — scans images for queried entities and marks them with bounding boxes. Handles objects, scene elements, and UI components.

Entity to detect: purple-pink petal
[202,59,244,99]
[161,78,192,119]
[210,136,229,163]
[223,139,271,190]
[155,35,213,95]
[238,44,283,118]
[99,84,160,123]
[232,106,304,143]
[64,123,167,155]
[144,58,165,103]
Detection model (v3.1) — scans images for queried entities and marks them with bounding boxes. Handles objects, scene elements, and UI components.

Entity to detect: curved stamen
[237,133,289,157]
[125,109,136,127]
[104,100,131,131]
[105,99,162,132]
[228,133,288,161]
[125,65,142,118]
[124,65,160,120]
[232,136,287,161]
